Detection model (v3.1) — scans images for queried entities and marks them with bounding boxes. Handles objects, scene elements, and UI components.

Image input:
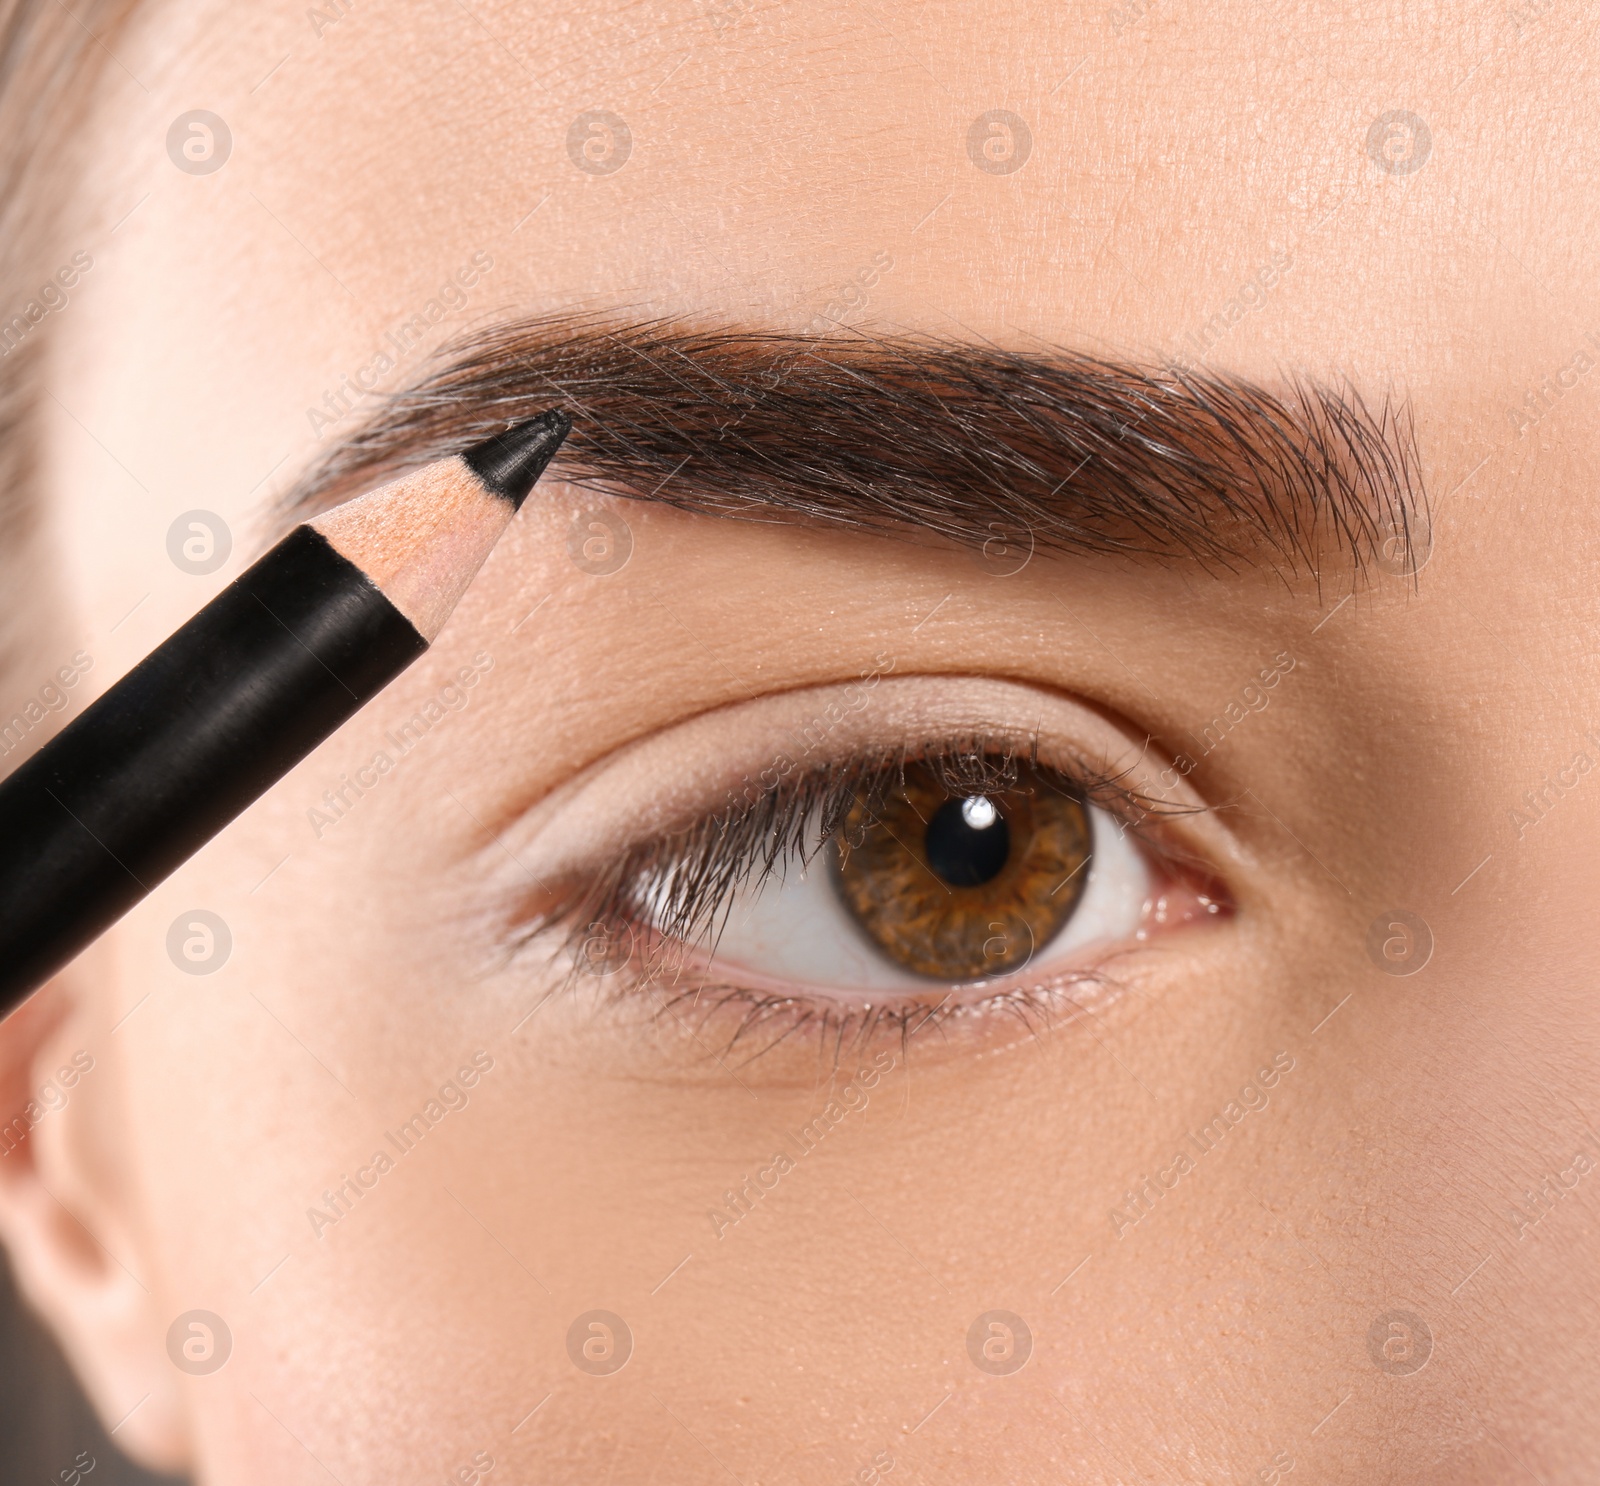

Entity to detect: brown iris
[831,759,1093,980]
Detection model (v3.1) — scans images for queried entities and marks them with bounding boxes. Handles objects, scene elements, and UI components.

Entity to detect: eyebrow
[278,313,1425,576]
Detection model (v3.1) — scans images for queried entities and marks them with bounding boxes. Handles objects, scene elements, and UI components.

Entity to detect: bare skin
[1,2,1597,1481]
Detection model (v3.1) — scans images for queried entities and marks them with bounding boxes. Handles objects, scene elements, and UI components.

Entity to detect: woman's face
[8,1,1600,1480]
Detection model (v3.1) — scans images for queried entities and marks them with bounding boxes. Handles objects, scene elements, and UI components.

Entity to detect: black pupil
[924,795,1011,887]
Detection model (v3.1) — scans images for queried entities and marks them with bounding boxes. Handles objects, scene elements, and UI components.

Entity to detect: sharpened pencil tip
[461,410,572,510]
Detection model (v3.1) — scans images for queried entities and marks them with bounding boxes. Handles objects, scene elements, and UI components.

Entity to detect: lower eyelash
[542,913,1134,1070]
[655,969,1125,1070]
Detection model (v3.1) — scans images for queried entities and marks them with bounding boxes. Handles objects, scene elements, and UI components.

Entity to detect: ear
[0,958,190,1474]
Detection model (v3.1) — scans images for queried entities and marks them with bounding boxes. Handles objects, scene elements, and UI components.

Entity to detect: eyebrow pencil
[0,410,570,1015]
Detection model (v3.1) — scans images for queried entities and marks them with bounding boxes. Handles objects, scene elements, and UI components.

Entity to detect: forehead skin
[32,1,1600,1482]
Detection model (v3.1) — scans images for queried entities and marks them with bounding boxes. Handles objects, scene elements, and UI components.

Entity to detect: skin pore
[1,1,1598,1482]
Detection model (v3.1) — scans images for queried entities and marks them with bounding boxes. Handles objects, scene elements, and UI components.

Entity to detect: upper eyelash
[518,730,1200,982]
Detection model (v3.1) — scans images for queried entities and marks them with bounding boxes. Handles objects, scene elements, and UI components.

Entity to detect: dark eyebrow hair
[278,313,1425,577]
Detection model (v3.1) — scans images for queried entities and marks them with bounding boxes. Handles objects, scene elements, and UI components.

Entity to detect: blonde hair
[0,0,142,708]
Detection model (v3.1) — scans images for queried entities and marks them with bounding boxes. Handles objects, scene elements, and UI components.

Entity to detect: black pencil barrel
[0,526,426,1009]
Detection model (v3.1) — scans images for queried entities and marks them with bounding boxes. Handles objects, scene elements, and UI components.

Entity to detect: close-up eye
[538,725,1228,1050]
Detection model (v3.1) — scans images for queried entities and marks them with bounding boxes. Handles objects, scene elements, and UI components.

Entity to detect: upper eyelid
[473,671,1244,918]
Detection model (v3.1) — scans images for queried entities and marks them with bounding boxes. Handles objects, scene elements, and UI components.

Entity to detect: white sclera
[700,802,1151,994]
